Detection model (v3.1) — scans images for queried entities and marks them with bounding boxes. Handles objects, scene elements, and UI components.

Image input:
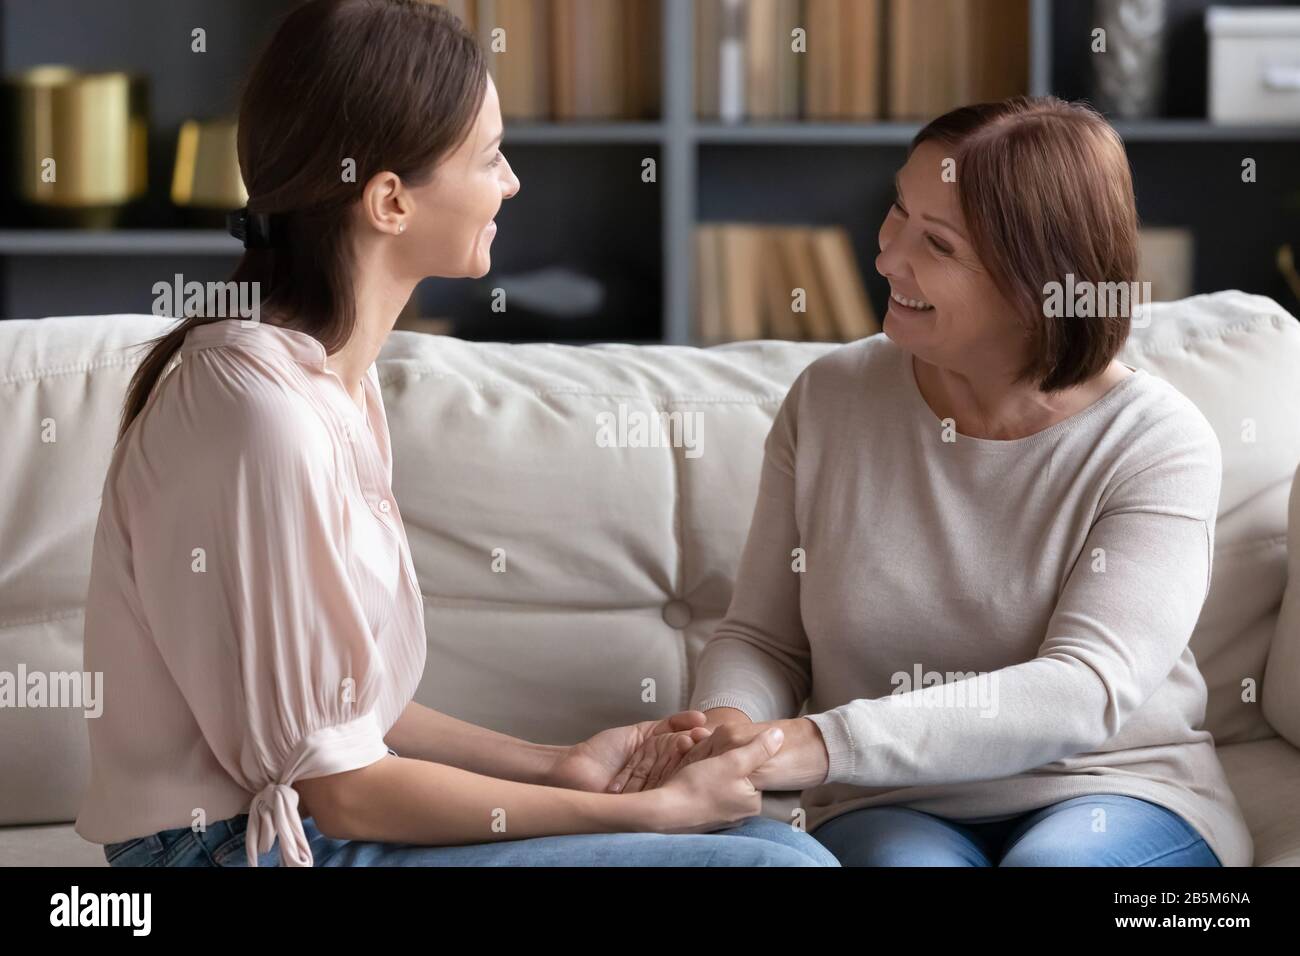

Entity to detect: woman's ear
[359,170,410,237]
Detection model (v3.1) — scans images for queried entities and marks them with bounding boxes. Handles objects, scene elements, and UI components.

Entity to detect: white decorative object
[1093,0,1168,119]
[717,0,747,125]
[1207,6,1300,123]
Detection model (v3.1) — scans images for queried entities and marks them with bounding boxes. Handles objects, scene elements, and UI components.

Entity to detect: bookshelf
[2,0,1298,343]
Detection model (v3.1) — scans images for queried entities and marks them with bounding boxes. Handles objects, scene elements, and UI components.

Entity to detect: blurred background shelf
[1110,121,1300,141]
[2,0,1298,343]
[0,230,241,255]
[696,120,1300,143]
[693,121,923,144]
[502,122,665,143]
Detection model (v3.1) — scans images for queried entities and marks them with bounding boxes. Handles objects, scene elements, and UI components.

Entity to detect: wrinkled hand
[547,711,712,793]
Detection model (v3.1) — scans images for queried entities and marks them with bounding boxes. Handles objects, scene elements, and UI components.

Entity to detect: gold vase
[171,117,247,226]
[3,65,149,228]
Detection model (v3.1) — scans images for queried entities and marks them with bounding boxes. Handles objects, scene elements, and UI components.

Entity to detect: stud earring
[398,222,406,234]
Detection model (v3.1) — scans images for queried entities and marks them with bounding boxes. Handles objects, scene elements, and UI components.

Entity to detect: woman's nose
[876,248,898,277]
[876,213,921,282]
[502,163,520,200]
[876,233,904,281]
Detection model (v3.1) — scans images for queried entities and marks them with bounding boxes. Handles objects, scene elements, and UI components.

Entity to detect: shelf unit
[652,0,1300,343]
[3,0,1298,342]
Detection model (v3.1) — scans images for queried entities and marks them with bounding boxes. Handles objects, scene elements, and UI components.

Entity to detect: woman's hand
[545,711,712,793]
[650,727,787,833]
[619,717,830,793]
[609,706,749,793]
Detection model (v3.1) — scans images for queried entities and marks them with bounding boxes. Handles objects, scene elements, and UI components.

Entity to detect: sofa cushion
[1215,736,1300,866]
[1265,461,1300,750]
[1,317,160,825]
[377,334,830,742]
[1119,294,1300,745]
[0,823,109,867]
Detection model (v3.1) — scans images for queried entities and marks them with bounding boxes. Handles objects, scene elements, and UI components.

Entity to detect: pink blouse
[75,318,427,866]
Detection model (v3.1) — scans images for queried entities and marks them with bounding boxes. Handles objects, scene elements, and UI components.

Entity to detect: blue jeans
[813,794,1222,866]
[104,812,839,867]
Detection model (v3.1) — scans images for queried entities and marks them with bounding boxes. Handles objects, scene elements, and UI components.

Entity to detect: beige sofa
[2,290,1299,866]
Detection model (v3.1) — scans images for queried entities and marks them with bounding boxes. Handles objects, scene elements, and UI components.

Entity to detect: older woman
[613,96,1253,867]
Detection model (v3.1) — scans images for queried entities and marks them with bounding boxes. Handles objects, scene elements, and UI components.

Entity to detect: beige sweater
[691,334,1253,867]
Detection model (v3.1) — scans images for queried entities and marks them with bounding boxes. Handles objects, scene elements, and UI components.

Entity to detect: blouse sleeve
[805,415,1224,788]
[127,362,390,867]
[690,370,814,721]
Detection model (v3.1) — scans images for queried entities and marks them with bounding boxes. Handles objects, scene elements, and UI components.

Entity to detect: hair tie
[226,205,276,249]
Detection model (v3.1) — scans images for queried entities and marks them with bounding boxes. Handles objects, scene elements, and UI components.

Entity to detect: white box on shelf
[1207,6,1300,124]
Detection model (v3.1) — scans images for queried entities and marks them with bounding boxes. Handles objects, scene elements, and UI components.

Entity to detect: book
[888,0,1028,119]
[698,223,880,344]
[778,227,837,340]
[804,0,843,119]
[478,0,550,120]
[695,0,722,118]
[842,0,882,119]
[552,0,625,120]
[719,225,764,340]
[694,224,729,344]
[623,0,662,120]
[811,226,881,340]
[746,0,801,120]
[759,226,804,339]
[966,0,1029,106]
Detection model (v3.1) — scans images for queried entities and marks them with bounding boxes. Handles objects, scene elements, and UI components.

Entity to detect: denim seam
[195,828,223,866]
[1135,839,1208,867]
[104,837,148,864]
[160,831,201,866]
[211,832,247,866]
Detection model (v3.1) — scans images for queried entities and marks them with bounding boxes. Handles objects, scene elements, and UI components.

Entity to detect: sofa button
[661,600,692,629]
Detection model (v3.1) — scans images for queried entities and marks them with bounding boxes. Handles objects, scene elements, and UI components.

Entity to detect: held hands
[610,711,831,794]
[545,710,714,793]
[544,705,830,837]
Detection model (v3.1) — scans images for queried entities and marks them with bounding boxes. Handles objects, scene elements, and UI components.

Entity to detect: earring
[398,222,406,234]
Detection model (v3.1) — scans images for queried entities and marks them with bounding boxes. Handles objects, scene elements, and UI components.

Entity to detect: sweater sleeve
[691,373,813,722]
[804,416,1223,787]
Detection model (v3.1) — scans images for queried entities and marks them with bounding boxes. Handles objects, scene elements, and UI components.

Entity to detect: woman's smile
[888,288,936,314]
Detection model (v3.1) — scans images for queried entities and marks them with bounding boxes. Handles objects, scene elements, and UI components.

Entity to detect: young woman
[613,97,1254,868]
[76,0,836,868]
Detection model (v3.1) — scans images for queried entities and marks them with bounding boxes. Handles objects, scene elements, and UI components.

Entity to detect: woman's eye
[489,151,504,167]
[926,235,953,255]
[890,198,906,216]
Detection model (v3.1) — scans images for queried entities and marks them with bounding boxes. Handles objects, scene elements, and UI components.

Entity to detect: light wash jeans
[104,812,839,867]
[813,794,1222,866]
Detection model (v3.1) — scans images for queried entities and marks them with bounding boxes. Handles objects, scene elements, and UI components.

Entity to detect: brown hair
[115,0,486,444]
[911,96,1139,393]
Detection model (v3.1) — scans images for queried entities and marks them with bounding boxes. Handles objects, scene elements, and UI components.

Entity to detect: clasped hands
[547,708,830,796]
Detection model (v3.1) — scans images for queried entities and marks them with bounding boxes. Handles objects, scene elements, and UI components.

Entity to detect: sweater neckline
[897,344,1145,451]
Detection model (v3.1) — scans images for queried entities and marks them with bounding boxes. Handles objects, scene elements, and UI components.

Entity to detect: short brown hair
[912,96,1139,393]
